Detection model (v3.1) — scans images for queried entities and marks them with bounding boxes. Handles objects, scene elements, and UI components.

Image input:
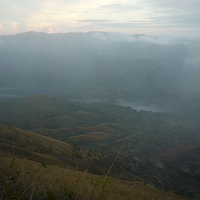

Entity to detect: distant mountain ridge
[0,31,175,44]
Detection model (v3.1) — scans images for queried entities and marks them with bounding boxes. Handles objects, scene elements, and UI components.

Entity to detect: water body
[115,100,166,112]
[0,88,166,113]
[69,98,166,113]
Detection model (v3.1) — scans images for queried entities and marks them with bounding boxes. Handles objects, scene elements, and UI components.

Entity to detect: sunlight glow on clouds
[0,21,18,35]
[0,0,200,38]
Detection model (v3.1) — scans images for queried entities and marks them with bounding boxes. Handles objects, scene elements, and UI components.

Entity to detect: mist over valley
[1,32,200,199]
[1,31,200,113]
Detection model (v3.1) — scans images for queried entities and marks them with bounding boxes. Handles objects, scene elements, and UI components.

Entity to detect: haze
[1,2,200,198]
[1,1,200,111]
[0,31,200,113]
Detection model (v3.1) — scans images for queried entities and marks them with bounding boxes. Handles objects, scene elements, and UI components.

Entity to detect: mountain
[0,31,200,198]
[0,95,200,198]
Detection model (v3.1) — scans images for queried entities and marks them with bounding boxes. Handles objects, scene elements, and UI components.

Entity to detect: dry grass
[70,132,113,141]
[0,122,188,200]
[0,122,73,155]
[0,157,186,200]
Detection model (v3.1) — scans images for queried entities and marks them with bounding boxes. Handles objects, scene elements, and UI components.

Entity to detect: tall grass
[0,157,186,200]
[0,122,187,199]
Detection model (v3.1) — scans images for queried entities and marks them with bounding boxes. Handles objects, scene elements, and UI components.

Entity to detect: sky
[0,0,200,38]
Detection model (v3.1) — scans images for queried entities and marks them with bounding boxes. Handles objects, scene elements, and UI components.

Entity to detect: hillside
[0,95,200,198]
[0,121,136,178]
[0,122,186,200]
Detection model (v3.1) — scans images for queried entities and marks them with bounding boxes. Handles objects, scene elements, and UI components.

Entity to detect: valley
[0,95,200,199]
[0,31,200,199]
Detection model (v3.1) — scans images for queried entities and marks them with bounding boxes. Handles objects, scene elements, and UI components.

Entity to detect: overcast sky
[0,0,200,38]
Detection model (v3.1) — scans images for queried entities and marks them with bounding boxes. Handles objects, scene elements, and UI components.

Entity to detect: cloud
[79,19,112,23]
[95,2,143,12]
[10,21,17,29]
[144,0,200,12]
[92,32,138,42]
[143,0,200,26]
[138,35,176,45]
[82,2,154,23]
[149,13,200,27]
[38,26,60,33]
[90,31,176,45]
[97,22,146,28]
[0,21,18,35]
[0,0,200,38]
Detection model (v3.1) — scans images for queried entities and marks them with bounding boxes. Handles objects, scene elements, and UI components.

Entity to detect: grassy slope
[1,95,199,163]
[0,122,133,177]
[0,95,200,198]
[0,123,185,200]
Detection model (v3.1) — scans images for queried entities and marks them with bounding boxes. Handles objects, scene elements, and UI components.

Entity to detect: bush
[0,158,24,199]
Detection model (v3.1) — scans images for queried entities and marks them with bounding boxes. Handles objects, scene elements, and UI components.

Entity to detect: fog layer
[0,32,200,112]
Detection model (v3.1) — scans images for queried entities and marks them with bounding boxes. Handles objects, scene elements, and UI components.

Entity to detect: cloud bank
[0,0,200,38]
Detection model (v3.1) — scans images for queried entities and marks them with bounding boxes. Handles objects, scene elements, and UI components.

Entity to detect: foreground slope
[0,122,185,200]
[0,122,134,178]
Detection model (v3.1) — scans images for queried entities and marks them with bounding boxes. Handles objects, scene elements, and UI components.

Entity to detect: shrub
[0,158,24,199]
